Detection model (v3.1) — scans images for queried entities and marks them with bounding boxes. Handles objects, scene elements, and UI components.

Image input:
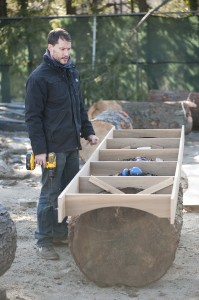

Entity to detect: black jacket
[25,56,95,155]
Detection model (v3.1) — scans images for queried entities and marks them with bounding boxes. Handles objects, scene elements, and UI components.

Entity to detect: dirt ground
[0,130,199,300]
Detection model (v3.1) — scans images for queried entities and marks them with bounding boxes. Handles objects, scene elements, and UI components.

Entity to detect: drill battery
[26,151,35,170]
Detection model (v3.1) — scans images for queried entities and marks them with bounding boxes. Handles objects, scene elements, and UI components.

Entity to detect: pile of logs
[0,103,26,131]
[0,204,17,277]
[148,90,199,130]
[87,94,197,135]
[1,90,198,134]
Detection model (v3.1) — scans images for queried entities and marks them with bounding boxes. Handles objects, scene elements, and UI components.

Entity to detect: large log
[88,100,192,134]
[118,100,192,134]
[87,100,122,119]
[69,186,183,287]
[0,204,17,277]
[148,90,199,129]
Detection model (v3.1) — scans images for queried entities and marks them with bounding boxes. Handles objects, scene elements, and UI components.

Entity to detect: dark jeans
[35,151,79,246]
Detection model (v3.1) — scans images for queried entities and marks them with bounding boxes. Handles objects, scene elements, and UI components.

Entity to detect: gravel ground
[0,130,199,300]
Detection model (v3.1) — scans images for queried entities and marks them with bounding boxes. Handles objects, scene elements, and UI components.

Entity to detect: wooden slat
[79,176,173,194]
[89,175,124,194]
[170,125,185,224]
[107,138,180,149]
[99,148,179,161]
[113,129,181,138]
[90,161,177,176]
[59,194,171,219]
[137,177,173,194]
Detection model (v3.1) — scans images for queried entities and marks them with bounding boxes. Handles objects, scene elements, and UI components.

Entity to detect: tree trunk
[1,66,11,103]
[189,0,199,10]
[65,0,76,14]
[0,204,17,277]
[0,0,7,17]
[137,0,150,12]
[69,185,183,287]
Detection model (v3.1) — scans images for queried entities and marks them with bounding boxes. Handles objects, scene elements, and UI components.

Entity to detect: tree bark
[69,186,183,287]
[0,0,7,17]
[0,204,17,277]
[65,0,76,14]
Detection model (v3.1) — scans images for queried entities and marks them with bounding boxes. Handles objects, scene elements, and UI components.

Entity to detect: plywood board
[113,129,181,138]
[90,161,176,176]
[99,149,179,161]
[62,194,170,218]
[107,138,180,149]
[79,176,173,194]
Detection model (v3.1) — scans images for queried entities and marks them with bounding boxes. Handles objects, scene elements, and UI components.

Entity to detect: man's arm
[25,76,47,155]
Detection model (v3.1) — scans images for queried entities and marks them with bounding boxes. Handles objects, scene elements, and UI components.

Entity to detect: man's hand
[35,153,46,167]
[87,135,99,145]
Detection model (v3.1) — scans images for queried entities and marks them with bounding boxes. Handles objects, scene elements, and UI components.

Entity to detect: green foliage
[1,2,199,103]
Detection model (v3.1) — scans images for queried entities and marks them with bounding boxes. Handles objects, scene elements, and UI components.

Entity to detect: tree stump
[69,186,183,287]
[0,204,17,277]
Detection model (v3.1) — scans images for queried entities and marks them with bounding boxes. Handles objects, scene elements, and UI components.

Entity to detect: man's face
[48,38,71,64]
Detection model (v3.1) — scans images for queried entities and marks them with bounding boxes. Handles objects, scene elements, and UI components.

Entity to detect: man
[25,28,99,260]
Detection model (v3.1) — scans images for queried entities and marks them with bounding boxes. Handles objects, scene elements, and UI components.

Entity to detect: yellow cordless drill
[26,151,56,181]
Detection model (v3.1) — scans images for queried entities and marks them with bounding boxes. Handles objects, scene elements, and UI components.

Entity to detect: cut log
[80,110,133,162]
[148,90,199,130]
[87,100,122,119]
[0,204,17,277]
[69,185,183,287]
[118,100,192,134]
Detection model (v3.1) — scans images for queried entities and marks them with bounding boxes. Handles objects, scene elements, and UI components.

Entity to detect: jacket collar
[43,49,73,71]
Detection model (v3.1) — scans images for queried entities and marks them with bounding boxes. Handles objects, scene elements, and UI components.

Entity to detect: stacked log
[119,100,193,134]
[0,204,17,277]
[88,100,192,135]
[0,103,26,131]
[148,90,199,130]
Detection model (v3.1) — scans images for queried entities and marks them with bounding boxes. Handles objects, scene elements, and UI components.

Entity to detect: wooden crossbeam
[137,177,173,194]
[89,175,125,194]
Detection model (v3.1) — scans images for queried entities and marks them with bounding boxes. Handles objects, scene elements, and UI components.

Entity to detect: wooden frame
[58,127,184,224]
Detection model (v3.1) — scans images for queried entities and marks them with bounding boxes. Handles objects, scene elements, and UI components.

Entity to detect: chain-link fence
[0,14,199,105]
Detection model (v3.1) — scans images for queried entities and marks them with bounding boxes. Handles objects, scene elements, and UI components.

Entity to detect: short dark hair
[48,28,71,45]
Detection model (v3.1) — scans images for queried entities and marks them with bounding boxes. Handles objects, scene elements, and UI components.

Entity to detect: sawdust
[0,130,199,300]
